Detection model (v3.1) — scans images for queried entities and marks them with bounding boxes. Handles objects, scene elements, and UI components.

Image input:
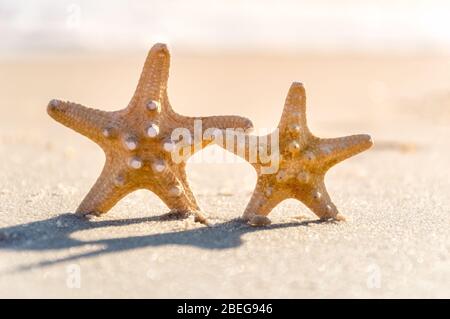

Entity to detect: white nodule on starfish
[265,187,273,197]
[102,127,113,138]
[128,157,142,169]
[163,141,175,152]
[147,124,159,138]
[304,151,315,161]
[168,185,182,197]
[125,137,138,150]
[288,140,300,154]
[320,145,332,155]
[313,191,322,199]
[50,99,60,107]
[152,160,166,173]
[297,171,310,184]
[146,100,160,111]
[289,124,300,133]
[276,170,289,182]
[114,175,125,187]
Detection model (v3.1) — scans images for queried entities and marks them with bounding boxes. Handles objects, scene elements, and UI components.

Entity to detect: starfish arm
[47,99,112,145]
[128,43,170,109]
[176,114,253,137]
[76,160,135,216]
[156,189,205,221]
[171,163,201,210]
[150,168,207,223]
[278,82,312,146]
[168,113,254,155]
[316,134,373,169]
[242,178,285,221]
[206,130,278,173]
[295,180,344,220]
[198,115,254,132]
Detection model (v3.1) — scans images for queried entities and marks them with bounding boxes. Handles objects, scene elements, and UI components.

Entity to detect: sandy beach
[0,52,449,298]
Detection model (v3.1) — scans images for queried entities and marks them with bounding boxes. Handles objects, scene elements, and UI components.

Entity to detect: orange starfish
[47,43,253,224]
[226,82,373,226]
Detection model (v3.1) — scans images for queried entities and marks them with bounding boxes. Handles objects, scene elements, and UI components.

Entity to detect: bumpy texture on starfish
[227,82,373,226]
[47,43,253,224]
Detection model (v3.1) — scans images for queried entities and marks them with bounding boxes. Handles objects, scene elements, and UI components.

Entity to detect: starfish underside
[225,82,373,226]
[48,43,253,224]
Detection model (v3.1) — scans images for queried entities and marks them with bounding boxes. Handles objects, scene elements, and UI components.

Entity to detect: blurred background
[2,0,450,55]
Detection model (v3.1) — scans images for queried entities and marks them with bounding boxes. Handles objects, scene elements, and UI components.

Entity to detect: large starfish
[225,82,373,226]
[47,43,253,224]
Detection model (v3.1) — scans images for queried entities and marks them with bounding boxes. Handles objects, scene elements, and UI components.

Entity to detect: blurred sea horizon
[2,0,450,56]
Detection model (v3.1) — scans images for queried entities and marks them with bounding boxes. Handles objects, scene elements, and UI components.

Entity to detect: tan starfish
[225,82,373,226]
[47,43,253,224]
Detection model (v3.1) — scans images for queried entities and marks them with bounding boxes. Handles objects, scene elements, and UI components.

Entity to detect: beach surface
[0,52,449,298]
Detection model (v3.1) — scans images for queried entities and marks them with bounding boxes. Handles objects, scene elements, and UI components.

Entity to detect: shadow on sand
[0,212,325,272]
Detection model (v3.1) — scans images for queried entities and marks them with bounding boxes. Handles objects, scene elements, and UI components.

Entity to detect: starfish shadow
[0,213,313,273]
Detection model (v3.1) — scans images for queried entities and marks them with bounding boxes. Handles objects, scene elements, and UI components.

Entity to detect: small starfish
[226,82,373,226]
[47,43,253,224]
